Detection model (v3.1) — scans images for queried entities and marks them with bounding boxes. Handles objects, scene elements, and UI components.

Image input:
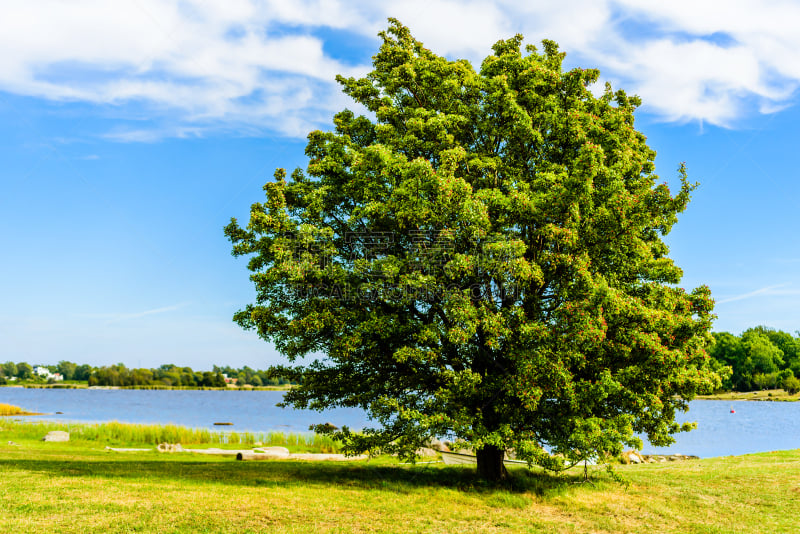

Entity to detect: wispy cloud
[1,1,799,139]
[93,302,190,324]
[716,284,800,304]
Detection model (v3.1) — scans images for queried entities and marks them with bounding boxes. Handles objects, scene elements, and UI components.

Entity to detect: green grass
[1,421,799,533]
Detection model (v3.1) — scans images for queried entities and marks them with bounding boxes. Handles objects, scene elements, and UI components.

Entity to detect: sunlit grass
[1,421,799,532]
[1,425,799,533]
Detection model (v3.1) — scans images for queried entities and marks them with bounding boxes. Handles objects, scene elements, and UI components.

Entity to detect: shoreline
[0,384,294,391]
[6,384,796,400]
[696,388,800,402]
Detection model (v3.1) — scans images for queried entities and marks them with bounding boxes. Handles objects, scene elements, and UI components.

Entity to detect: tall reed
[0,403,40,416]
[2,420,342,452]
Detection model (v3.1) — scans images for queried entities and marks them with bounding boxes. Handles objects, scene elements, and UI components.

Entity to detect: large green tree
[226,20,718,480]
[16,362,33,380]
[2,362,17,379]
[56,360,78,381]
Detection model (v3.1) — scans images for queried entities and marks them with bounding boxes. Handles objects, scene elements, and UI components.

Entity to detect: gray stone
[156,442,184,453]
[427,438,450,452]
[42,431,69,442]
[416,447,439,458]
[621,450,644,464]
[254,446,290,456]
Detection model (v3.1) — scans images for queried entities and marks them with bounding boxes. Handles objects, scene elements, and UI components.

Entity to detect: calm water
[2,387,799,457]
[0,388,372,434]
[639,399,800,458]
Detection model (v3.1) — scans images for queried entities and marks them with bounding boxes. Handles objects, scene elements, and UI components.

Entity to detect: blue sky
[2,1,800,369]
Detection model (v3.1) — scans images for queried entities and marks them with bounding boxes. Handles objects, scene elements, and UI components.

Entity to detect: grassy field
[1,420,799,533]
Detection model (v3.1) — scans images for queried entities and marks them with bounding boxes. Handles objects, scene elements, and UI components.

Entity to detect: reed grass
[0,403,41,416]
[0,420,341,452]
[21,384,85,389]
[118,385,289,391]
[120,385,227,390]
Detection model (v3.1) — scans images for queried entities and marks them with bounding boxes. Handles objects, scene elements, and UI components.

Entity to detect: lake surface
[2,387,799,458]
[0,388,372,434]
[639,399,800,458]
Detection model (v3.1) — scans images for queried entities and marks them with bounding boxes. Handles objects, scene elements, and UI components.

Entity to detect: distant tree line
[210,365,294,387]
[4,327,798,393]
[0,361,94,385]
[0,361,296,388]
[710,326,800,394]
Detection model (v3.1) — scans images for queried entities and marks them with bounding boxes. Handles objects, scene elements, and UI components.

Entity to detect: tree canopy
[226,19,719,480]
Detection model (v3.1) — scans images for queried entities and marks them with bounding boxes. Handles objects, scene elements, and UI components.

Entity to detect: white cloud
[2,0,800,139]
[94,302,191,324]
[0,0,365,138]
[387,0,511,57]
[592,0,800,125]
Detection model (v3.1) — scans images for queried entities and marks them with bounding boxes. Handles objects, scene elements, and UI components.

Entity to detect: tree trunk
[476,444,508,482]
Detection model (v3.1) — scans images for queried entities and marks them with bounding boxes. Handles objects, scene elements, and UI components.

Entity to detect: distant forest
[710,326,800,393]
[3,325,799,392]
[0,361,296,388]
